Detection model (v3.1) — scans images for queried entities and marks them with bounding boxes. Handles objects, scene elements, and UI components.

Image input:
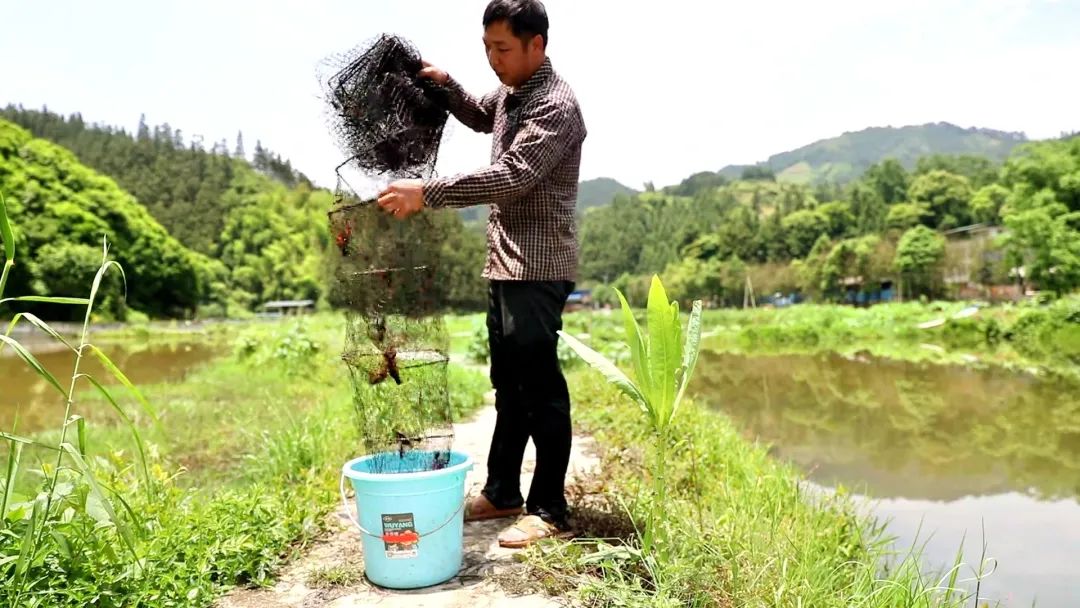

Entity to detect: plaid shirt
[424,58,586,281]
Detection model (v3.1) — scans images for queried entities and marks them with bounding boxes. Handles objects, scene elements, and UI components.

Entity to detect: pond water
[693,351,1080,607]
[1,339,218,433]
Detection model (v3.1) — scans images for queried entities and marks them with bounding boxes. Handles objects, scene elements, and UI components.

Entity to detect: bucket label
[381,512,419,559]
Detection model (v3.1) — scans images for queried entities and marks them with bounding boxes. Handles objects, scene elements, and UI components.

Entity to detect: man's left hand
[377,179,425,219]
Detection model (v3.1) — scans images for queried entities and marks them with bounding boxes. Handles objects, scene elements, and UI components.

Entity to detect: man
[377,0,585,548]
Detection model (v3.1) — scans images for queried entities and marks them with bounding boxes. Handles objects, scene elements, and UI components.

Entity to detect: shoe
[463,494,524,522]
[496,514,575,549]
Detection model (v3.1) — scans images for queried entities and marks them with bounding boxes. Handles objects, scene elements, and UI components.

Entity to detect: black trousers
[481,279,575,526]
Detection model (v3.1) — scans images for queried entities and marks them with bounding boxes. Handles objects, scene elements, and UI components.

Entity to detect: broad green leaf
[69,415,87,456]
[15,498,41,580]
[646,276,677,429]
[85,492,110,524]
[0,192,13,262]
[0,193,12,298]
[50,482,75,500]
[61,443,138,560]
[82,374,153,494]
[673,300,704,419]
[557,330,649,414]
[1,439,23,526]
[0,259,11,303]
[4,312,75,352]
[50,529,72,559]
[0,431,58,451]
[665,298,682,427]
[101,483,143,531]
[85,256,126,325]
[87,345,161,426]
[5,503,28,523]
[0,296,91,306]
[0,335,66,397]
[615,289,651,414]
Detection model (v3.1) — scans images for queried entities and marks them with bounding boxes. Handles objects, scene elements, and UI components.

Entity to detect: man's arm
[424,99,581,209]
[419,61,497,134]
[443,76,498,134]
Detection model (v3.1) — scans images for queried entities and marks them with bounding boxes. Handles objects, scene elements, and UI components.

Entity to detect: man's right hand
[418,60,449,86]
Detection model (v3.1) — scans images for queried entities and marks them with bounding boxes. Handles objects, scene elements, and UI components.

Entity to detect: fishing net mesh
[322,34,456,473]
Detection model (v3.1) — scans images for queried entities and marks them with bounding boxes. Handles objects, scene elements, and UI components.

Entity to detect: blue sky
[2,0,1078,190]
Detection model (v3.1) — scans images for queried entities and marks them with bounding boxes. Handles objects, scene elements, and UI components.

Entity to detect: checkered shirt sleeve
[424,99,582,209]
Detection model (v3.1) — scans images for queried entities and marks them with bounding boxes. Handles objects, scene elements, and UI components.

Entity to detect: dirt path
[218,389,600,608]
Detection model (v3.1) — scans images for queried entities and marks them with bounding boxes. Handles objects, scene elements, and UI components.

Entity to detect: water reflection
[693,351,1080,501]
[1,341,217,432]
[692,351,1080,607]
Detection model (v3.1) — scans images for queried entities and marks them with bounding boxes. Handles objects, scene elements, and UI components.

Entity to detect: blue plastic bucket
[340,450,474,589]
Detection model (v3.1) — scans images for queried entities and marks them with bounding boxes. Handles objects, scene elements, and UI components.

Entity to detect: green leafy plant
[1,192,161,605]
[558,275,703,557]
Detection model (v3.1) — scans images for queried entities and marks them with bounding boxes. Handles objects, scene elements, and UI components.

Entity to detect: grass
[700,299,1080,375]
[514,371,987,607]
[1,312,490,606]
[562,299,1080,380]
[7,256,1067,607]
[307,560,365,589]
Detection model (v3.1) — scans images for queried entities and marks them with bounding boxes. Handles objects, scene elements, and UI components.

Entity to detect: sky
[2,0,1079,192]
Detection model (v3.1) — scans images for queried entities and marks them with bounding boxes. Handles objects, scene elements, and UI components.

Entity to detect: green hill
[2,107,491,316]
[455,176,638,224]
[0,119,210,318]
[718,122,1027,184]
[0,110,336,318]
[0,105,310,256]
[577,177,638,211]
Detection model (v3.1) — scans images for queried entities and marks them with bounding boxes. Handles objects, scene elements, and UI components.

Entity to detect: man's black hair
[483,0,549,48]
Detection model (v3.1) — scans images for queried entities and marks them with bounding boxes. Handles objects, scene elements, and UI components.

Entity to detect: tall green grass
[1,192,160,605]
[522,372,994,607]
[0,192,493,605]
[560,276,702,560]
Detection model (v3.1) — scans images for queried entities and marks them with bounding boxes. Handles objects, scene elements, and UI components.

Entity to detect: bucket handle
[339,473,468,541]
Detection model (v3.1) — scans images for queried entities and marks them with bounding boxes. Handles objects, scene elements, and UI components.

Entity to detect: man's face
[483,20,542,87]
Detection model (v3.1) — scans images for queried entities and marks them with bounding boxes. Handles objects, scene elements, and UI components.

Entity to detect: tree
[1001,192,1080,296]
[0,119,203,318]
[996,137,1080,295]
[817,201,855,238]
[663,257,722,306]
[741,165,776,182]
[794,234,833,300]
[846,182,888,233]
[234,130,246,159]
[782,209,830,258]
[908,170,974,229]
[915,154,999,189]
[894,225,945,299]
[755,211,788,262]
[864,159,909,204]
[666,171,726,196]
[886,202,932,231]
[970,184,1009,224]
[136,113,150,142]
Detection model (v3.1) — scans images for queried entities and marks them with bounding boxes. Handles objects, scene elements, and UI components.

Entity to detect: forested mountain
[0,107,489,319]
[3,102,1073,318]
[1,106,309,256]
[580,135,1080,305]
[576,177,638,211]
[717,122,1027,185]
[0,120,209,318]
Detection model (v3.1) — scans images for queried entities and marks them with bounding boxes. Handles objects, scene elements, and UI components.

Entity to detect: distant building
[942,224,1023,301]
[564,289,592,312]
[261,299,315,317]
